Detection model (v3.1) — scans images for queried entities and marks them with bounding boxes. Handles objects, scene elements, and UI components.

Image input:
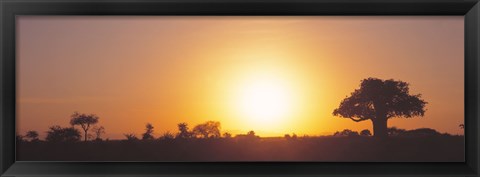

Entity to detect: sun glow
[233,74,297,130]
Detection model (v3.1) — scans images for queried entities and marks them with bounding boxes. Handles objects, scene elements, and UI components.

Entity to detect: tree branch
[349,116,369,122]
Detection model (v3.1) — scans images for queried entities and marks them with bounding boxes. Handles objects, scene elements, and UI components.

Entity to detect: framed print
[1,0,479,176]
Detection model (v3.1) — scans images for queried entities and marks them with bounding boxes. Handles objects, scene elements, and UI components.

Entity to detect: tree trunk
[372,118,388,138]
[84,130,88,142]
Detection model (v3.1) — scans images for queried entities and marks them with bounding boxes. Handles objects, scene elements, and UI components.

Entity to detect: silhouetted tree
[159,131,175,140]
[246,130,260,139]
[405,128,441,137]
[333,78,427,138]
[246,130,257,137]
[387,127,407,136]
[333,129,359,137]
[16,135,24,143]
[223,132,232,138]
[292,133,298,139]
[360,129,372,136]
[235,130,260,141]
[124,133,138,141]
[176,123,193,139]
[284,134,291,139]
[25,130,40,142]
[91,126,105,141]
[193,121,221,138]
[70,112,99,142]
[46,126,81,142]
[142,123,155,140]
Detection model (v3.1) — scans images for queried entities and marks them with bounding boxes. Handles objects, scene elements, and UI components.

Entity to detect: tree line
[18,113,457,143]
[17,112,260,142]
[18,77,463,143]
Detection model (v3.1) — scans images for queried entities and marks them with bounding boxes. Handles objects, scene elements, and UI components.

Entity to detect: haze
[17,16,464,139]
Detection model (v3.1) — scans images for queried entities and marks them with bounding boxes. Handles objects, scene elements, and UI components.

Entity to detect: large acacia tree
[333,78,427,138]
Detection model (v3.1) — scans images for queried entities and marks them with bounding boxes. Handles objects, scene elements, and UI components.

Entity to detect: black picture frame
[1,0,479,176]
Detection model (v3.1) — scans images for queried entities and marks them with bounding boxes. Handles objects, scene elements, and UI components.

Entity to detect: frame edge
[465,1,480,175]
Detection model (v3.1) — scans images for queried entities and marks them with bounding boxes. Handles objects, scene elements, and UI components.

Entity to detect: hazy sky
[17,16,464,139]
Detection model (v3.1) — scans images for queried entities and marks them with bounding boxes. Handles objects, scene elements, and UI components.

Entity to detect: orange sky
[17,16,464,139]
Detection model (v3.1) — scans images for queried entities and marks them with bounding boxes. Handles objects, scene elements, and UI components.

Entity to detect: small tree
[387,127,407,136]
[16,135,25,143]
[285,133,298,139]
[70,112,99,142]
[291,133,298,139]
[91,126,106,141]
[245,130,260,140]
[360,129,372,136]
[159,131,175,140]
[25,130,40,142]
[124,133,138,141]
[176,123,193,139]
[142,123,155,140]
[333,78,427,138]
[223,132,232,138]
[235,130,260,141]
[247,130,256,137]
[333,129,359,137]
[46,126,81,142]
[192,121,221,138]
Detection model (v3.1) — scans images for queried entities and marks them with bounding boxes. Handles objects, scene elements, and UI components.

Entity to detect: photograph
[16,16,464,162]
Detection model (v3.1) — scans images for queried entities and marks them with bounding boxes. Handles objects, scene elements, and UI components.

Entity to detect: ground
[17,135,464,162]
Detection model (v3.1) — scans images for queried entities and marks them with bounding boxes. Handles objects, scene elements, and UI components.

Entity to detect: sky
[17,16,464,139]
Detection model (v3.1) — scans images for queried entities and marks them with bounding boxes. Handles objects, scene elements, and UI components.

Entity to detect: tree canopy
[176,123,193,139]
[142,123,155,140]
[46,126,81,142]
[192,121,221,138]
[25,130,40,142]
[70,112,99,141]
[333,78,427,138]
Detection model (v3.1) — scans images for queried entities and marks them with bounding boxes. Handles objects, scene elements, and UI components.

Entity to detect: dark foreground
[17,136,464,162]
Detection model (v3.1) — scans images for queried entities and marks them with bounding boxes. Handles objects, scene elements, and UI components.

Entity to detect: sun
[235,76,295,127]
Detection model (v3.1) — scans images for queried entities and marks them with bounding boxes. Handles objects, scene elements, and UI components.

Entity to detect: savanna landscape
[17,16,464,161]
